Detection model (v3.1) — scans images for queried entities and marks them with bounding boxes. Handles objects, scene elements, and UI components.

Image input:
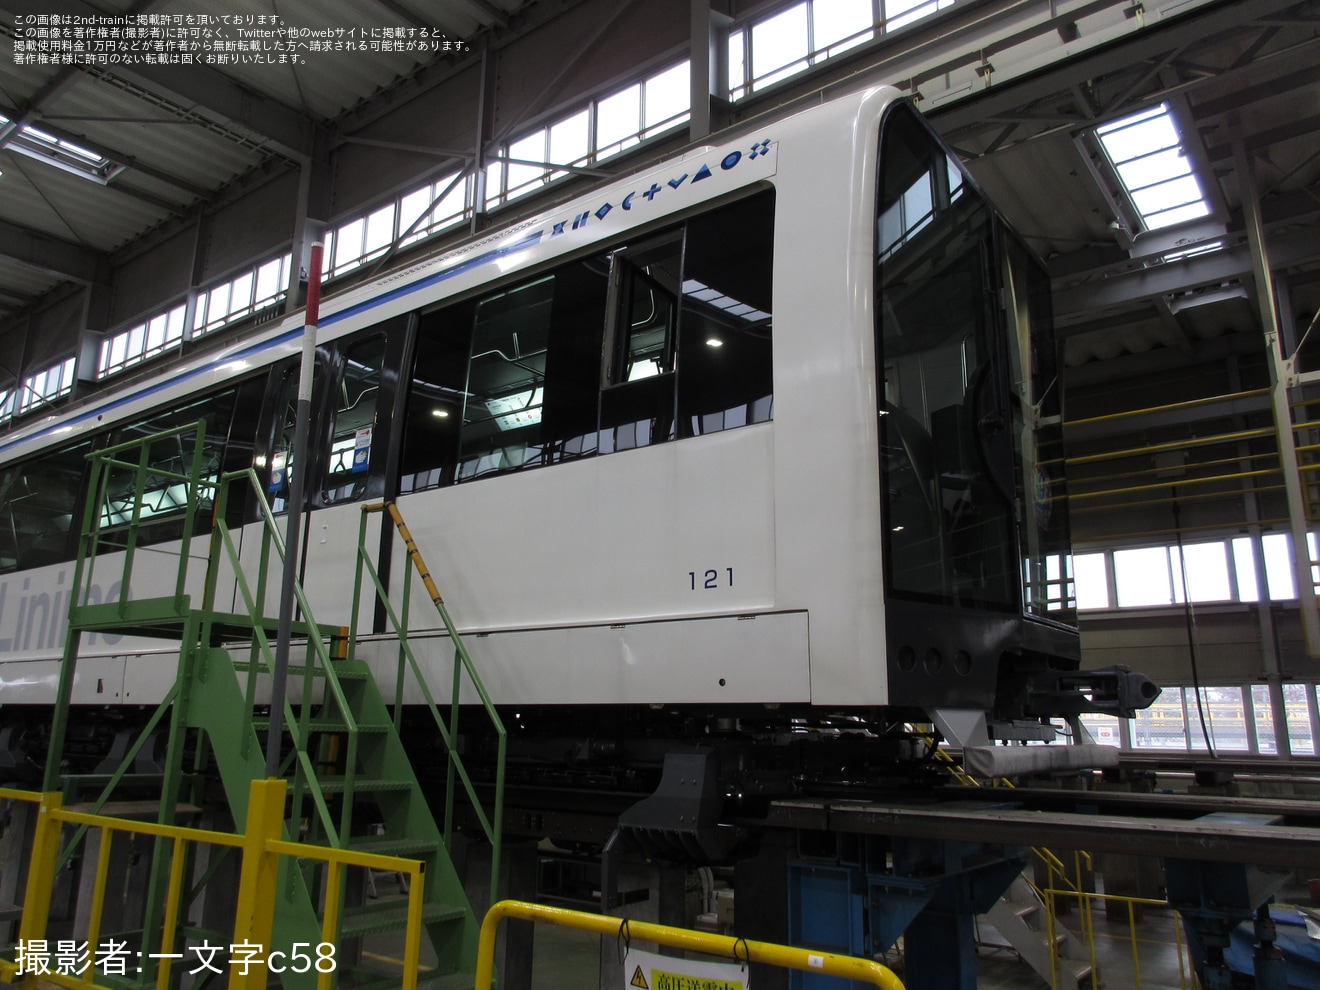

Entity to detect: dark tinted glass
[877,104,1016,608]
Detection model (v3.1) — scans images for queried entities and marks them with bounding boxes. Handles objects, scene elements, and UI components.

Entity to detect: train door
[874,101,1079,711]
[298,317,412,629]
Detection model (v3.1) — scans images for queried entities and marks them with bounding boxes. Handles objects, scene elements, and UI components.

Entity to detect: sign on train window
[322,334,388,505]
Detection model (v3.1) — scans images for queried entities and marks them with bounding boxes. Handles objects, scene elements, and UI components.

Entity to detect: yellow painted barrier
[0,779,429,990]
[475,899,906,990]
[1042,886,1190,990]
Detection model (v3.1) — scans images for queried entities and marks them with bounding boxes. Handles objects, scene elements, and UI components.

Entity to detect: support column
[690,0,732,142]
[734,830,793,990]
[600,860,688,990]
[1233,113,1320,656]
[286,138,331,316]
[460,838,537,990]
[471,40,499,236]
[73,281,112,399]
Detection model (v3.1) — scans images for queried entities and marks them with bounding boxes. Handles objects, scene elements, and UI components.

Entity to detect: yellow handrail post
[230,779,288,990]
[15,791,64,988]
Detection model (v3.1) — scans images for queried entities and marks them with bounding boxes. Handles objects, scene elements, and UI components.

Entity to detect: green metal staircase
[44,422,505,990]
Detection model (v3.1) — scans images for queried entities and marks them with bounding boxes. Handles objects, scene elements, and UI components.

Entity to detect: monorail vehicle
[0,86,1154,799]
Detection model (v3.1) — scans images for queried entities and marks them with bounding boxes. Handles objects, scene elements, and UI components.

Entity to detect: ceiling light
[432,408,450,418]
[706,337,723,348]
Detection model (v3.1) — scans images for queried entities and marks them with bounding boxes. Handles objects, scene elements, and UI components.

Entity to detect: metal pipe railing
[475,900,906,990]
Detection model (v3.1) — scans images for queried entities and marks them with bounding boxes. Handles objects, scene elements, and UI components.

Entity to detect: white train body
[0,85,1079,724]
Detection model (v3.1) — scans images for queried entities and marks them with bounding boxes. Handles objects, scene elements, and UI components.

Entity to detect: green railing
[350,501,507,899]
[60,420,367,849]
[208,465,362,849]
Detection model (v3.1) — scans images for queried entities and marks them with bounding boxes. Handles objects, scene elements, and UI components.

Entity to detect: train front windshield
[876,102,1074,624]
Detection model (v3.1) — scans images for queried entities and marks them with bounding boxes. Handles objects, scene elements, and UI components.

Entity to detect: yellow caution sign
[624,949,746,990]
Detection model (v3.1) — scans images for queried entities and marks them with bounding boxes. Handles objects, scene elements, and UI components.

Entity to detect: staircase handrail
[351,501,507,900]
[207,466,361,848]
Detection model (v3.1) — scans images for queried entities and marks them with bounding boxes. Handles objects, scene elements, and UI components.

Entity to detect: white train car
[0,85,1121,778]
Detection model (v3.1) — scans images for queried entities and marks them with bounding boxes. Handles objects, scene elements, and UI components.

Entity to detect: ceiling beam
[106,64,319,162]
[1191,59,1320,119]
[334,0,591,140]
[0,286,37,306]
[0,218,106,284]
[1205,113,1320,161]
[1055,227,1319,319]
[931,0,1302,142]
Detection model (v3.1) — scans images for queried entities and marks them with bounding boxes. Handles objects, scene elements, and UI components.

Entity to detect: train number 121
[689,568,734,590]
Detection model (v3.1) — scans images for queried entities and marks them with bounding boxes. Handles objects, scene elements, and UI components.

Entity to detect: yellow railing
[0,779,428,990]
[1041,884,1190,990]
[475,900,906,990]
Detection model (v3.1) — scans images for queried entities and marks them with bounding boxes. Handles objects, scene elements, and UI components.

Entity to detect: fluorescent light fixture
[681,279,770,322]
[706,338,724,348]
[431,407,450,418]
[1161,240,1224,262]
[0,113,124,184]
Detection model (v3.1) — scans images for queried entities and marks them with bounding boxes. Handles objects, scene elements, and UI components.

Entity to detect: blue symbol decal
[551,220,567,237]
[692,163,713,182]
[352,447,370,474]
[571,211,591,230]
[668,173,689,189]
[748,139,770,160]
[720,151,742,170]
[595,202,613,220]
[622,192,636,210]
[642,183,663,201]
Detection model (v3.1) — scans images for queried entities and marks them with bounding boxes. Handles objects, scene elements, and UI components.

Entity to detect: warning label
[623,949,746,990]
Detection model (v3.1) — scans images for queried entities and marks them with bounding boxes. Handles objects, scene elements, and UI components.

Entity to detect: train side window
[676,190,775,437]
[321,334,387,505]
[399,300,476,494]
[600,232,681,452]
[105,381,262,546]
[266,364,303,512]
[456,258,608,482]
[0,441,92,573]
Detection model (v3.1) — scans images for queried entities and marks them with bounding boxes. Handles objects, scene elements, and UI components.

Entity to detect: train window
[876,103,1016,608]
[676,190,775,437]
[399,300,477,494]
[600,232,681,452]
[105,380,263,546]
[267,365,302,513]
[456,258,608,481]
[0,441,92,573]
[321,334,387,504]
